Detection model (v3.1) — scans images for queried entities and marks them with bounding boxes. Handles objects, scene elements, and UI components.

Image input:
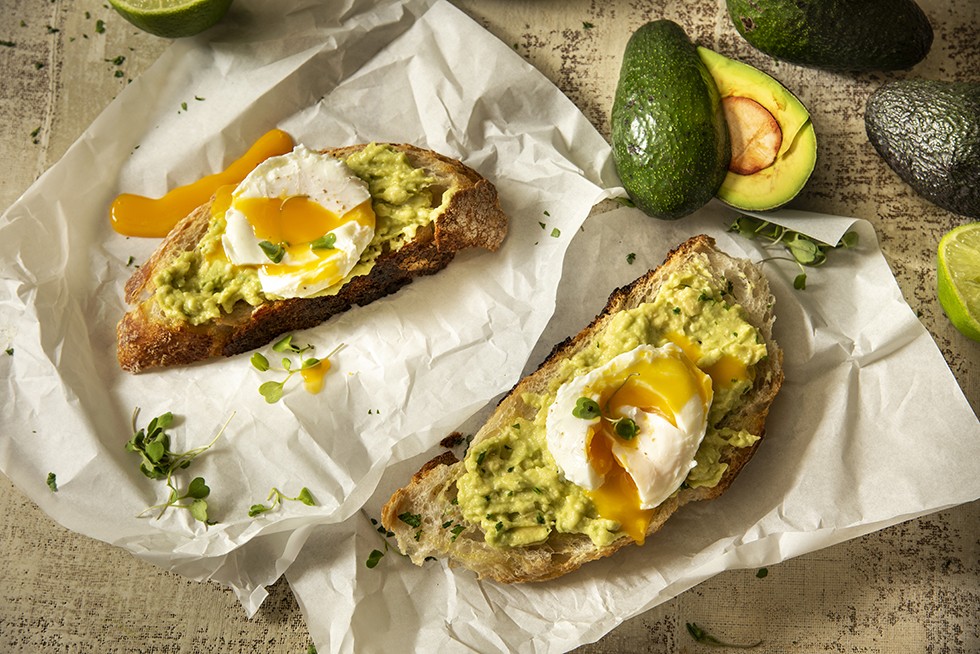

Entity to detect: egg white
[545,343,713,510]
[220,145,375,298]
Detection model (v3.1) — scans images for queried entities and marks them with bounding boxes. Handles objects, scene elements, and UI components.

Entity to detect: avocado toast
[117,143,508,372]
[382,235,783,583]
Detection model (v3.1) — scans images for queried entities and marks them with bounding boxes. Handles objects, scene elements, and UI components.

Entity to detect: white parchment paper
[0,0,617,611]
[286,203,980,653]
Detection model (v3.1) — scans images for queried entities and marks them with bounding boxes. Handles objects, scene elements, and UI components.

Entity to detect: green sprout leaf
[187,477,210,499]
[128,409,231,525]
[614,417,639,440]
[248,503,272,517]
[366,549,385,568]
[252,339,344,402]
[572,397,601,420]
[728,215,857,291]
[46,472,57,492]
[189,498,209,524]
[398,512,422,528]
[258,240,285,264]
[296,487,316,506]
[259,380,285,404]
[310,233,337,250]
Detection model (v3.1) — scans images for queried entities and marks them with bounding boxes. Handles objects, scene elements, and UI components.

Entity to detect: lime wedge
[937,222,980,342]
[108,0,234,39]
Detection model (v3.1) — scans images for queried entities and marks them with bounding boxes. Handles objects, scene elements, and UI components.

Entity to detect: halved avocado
[697,47,817,211]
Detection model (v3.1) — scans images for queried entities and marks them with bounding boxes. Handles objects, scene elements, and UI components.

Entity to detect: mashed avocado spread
[456,255,768,548]
[153,143,445,325]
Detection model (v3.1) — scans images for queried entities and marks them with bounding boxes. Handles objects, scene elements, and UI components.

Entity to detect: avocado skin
[865,80,980,219]
[726,0,933,72]
[611,20,730,220]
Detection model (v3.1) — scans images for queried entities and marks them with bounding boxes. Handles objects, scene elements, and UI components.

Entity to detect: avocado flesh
[611,20,730,220]
[698,46,817,211]
[865,80,980,219]
[725,0,933,72]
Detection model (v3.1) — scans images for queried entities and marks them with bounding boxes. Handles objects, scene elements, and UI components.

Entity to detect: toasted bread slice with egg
[117,143,508,372]
[381,235,783,583]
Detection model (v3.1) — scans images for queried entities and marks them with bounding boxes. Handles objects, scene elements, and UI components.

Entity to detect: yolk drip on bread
[111,129,295,238]
[147,143,443,325]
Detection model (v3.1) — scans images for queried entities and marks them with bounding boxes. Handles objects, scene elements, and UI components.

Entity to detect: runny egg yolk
[240,197,376,286]
[110,128,295,238]
[584,351,713,544]
[665,332,750,392]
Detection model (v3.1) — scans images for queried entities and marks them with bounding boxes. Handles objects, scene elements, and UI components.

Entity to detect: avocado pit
[722,96,782,175]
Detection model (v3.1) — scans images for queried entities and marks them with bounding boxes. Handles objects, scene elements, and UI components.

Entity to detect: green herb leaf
[187,477,210,499]
[296,487,315,506]
[259,380,285,404]
[793,273,807,290]
[756,567,769,579]
[46,472,57,492]
[366,549,385,568]
[189,499,209,523]
[398,512,422,528]
[250,352,270,371]
[258,240,285,263]
[614,418,638,440]
[248,504,271,517]
[626,252,636,265]
[95,19,105,33]
[572,397,601,420]
[310,233,337,250]
[272,334,296,352]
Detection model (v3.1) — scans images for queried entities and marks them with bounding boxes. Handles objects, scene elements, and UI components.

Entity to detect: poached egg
[220,145,376,298]
[546,343,714,543]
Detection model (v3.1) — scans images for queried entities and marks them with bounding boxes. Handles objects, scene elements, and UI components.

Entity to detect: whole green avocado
[611,20,730,220]
[865,80,980,219]
[726,0,933,72]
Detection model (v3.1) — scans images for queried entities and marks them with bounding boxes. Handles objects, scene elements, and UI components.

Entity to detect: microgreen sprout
[248,486,316,517]
[250,336,345,403]
[126,408,232,524]
[728,215,858,291]
[258,240,286,264]
[685,623,762,649]
[572,374,641,440]
[364,513,409,569]
[310,233,337,250]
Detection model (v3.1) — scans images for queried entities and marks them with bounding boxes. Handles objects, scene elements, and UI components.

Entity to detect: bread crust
[116,144,508,372]
[381,235,784,583]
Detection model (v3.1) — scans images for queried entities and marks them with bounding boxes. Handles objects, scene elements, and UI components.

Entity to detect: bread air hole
[722,95,782,175]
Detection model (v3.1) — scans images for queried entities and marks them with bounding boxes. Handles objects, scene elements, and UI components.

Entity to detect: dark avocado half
[698,47,817,211]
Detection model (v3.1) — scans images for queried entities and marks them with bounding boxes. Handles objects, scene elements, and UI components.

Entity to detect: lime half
[937,222,980,342]
[108,0,234,39]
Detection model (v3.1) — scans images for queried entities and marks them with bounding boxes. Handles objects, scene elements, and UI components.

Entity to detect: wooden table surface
[1,0,977,652]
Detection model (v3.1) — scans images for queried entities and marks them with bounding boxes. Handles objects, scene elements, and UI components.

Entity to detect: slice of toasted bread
[117,143,508,372]
[381,235,783,583]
